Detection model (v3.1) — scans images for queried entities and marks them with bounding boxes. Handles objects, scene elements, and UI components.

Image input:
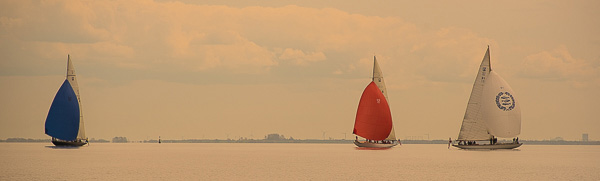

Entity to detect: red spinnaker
[353,81,393,140]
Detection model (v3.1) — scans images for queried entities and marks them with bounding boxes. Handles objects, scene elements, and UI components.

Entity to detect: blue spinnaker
[45,80,80,141]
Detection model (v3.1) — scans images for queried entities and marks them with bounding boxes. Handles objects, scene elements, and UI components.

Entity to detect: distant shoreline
[2,138,599,145]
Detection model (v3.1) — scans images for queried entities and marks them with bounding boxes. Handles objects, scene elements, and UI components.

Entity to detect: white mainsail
[372,56,397,141]
[457,47,521,140]
[67,55,87,140]
[457,48,493,141]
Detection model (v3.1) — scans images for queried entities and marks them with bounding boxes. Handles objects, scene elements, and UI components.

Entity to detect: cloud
[278,48,326,66]
[5,1,110,43]
[409,27,496,83]
[518,45,600,87]
[1,0,500,84]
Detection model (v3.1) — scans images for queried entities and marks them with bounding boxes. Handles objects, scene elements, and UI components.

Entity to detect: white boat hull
[354,140,398,148]
[452,143,522,149]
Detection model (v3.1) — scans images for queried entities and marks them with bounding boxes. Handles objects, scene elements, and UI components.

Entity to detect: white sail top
[372,56,396,141]
[482,71,521,138]
[457,48,492,141]
[67,55,86,140]
[372,56,388,99]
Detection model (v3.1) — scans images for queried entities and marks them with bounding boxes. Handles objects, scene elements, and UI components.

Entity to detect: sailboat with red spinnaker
[353,56,399,148]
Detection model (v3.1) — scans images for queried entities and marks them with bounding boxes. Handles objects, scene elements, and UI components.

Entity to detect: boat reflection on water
[45,145,82,149]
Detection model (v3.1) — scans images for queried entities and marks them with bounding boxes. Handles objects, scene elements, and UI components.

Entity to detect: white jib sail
[482,71,521,138]
[67,55,87,140]
[372,56,396,141]
[457,48,493,141]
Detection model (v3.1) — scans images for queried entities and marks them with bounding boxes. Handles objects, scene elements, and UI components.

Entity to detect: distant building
[582,133,589,142]
[265,133,286,140]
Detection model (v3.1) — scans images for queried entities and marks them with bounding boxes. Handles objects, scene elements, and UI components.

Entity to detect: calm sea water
[1,143,598,180]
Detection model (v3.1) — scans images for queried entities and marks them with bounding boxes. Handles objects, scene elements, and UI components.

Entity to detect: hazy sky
[1,0,598,141]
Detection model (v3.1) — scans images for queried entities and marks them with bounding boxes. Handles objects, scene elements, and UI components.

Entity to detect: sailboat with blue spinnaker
[45,55,88,146]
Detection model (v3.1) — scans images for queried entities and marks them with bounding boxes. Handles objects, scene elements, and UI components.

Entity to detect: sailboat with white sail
[453,47,522,149]
[353,56,399,148]
[45,55,88,146]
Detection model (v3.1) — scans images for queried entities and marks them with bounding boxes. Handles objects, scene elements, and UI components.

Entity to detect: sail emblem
[481,67,487,81]
[376,98,381,104]
[495,92,515,111]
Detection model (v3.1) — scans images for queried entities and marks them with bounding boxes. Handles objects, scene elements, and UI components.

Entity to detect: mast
[487,45,492,71]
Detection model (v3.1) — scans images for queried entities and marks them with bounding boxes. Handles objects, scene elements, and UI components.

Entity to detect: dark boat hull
[452,143,522,149]
[52,140,87,147]
[354,140,399,148]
